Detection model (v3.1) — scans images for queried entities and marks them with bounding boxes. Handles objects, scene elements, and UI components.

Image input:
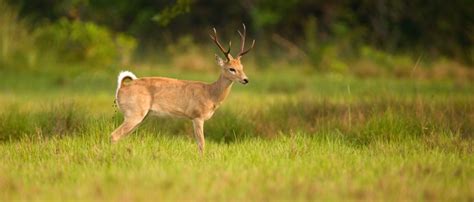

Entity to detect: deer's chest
[201,104,219,120]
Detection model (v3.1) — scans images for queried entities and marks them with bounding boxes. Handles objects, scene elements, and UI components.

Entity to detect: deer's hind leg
[110,114,147,143]
[111,95,150,143]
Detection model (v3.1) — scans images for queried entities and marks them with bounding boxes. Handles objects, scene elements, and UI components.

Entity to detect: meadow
[0,0,473,200]
[0,64,473,201]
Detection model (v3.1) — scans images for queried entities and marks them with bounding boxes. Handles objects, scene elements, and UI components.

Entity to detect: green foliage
[0,0,37,68]
[4,0,474,65]
[304,16,322,68]
[359,46,415,73]
[250,0,299,28]
[164,35,213,71]
[115,34,137,66]
[152,0,193,26]
[34,18,136,67]
[4,0,474,64]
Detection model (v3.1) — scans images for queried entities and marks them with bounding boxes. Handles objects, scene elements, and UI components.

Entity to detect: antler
[209,27,232,61]
[237,23,255,58]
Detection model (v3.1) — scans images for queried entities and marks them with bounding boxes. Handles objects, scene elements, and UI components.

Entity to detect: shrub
[34,18,136,67]
[0,0,37,68]
[166,36,212,71]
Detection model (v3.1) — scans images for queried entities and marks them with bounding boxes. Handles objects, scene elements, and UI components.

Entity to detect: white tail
[111,24,255,154]
[115,71,137,101]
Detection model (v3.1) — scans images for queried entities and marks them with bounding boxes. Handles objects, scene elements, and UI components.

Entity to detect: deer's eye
[229,68,236,73]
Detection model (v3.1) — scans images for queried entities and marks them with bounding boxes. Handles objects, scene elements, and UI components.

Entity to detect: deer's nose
[242,78,249,84]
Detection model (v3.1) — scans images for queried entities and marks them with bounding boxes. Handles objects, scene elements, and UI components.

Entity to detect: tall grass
[1,93,472,146]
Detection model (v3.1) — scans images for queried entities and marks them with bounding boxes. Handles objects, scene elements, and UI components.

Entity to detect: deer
[111,24,255,154]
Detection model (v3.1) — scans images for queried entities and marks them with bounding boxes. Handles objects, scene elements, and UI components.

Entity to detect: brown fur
[111,57,249,154]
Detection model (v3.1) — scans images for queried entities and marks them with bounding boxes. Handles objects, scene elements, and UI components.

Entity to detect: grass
[0,66,473,201]
[1,134,472,201]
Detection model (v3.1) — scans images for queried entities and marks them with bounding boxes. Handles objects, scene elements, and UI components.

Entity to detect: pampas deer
[111,24,255,154]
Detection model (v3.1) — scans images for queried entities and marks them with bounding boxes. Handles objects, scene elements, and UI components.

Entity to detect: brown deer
[111,24,255,154]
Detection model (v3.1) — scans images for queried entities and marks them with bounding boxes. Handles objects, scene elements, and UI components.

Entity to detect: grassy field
[0,66,473,201]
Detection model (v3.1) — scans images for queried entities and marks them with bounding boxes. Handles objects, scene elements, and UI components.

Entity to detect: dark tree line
[8,0,474,64]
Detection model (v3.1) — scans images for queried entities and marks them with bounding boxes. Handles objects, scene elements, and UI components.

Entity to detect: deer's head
[210,24,255,85]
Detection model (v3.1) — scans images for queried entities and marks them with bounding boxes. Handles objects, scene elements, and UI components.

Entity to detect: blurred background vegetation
[0,0,472,78]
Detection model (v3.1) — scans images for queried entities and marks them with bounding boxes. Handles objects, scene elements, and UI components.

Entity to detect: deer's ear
[215,54,225,67]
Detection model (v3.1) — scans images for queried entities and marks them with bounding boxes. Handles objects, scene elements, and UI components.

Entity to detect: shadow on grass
[0,102,88,142]
[1,97,472,153]
[128,96,474,150]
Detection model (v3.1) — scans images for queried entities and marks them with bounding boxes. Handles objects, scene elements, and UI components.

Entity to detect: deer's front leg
[192,119,205,154]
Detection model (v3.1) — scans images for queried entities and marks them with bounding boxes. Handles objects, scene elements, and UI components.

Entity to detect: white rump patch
[115,70,138,103]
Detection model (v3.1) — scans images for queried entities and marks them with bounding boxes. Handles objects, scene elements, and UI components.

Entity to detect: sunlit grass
[0,68,473,201]
[1,132,472,201]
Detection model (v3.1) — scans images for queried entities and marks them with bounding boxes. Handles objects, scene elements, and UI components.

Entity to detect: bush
[0,0,37,68]
[34,18,136,67]
[165,35,212,71]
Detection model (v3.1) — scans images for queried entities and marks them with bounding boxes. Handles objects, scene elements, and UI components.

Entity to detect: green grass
[0,67,473,201]
[1,134,472,201]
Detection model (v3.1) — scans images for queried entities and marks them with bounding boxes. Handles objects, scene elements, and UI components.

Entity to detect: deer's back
[118,77,215,119]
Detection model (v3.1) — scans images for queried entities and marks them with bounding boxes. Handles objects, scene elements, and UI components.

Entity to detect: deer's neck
[209,73,233,104]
